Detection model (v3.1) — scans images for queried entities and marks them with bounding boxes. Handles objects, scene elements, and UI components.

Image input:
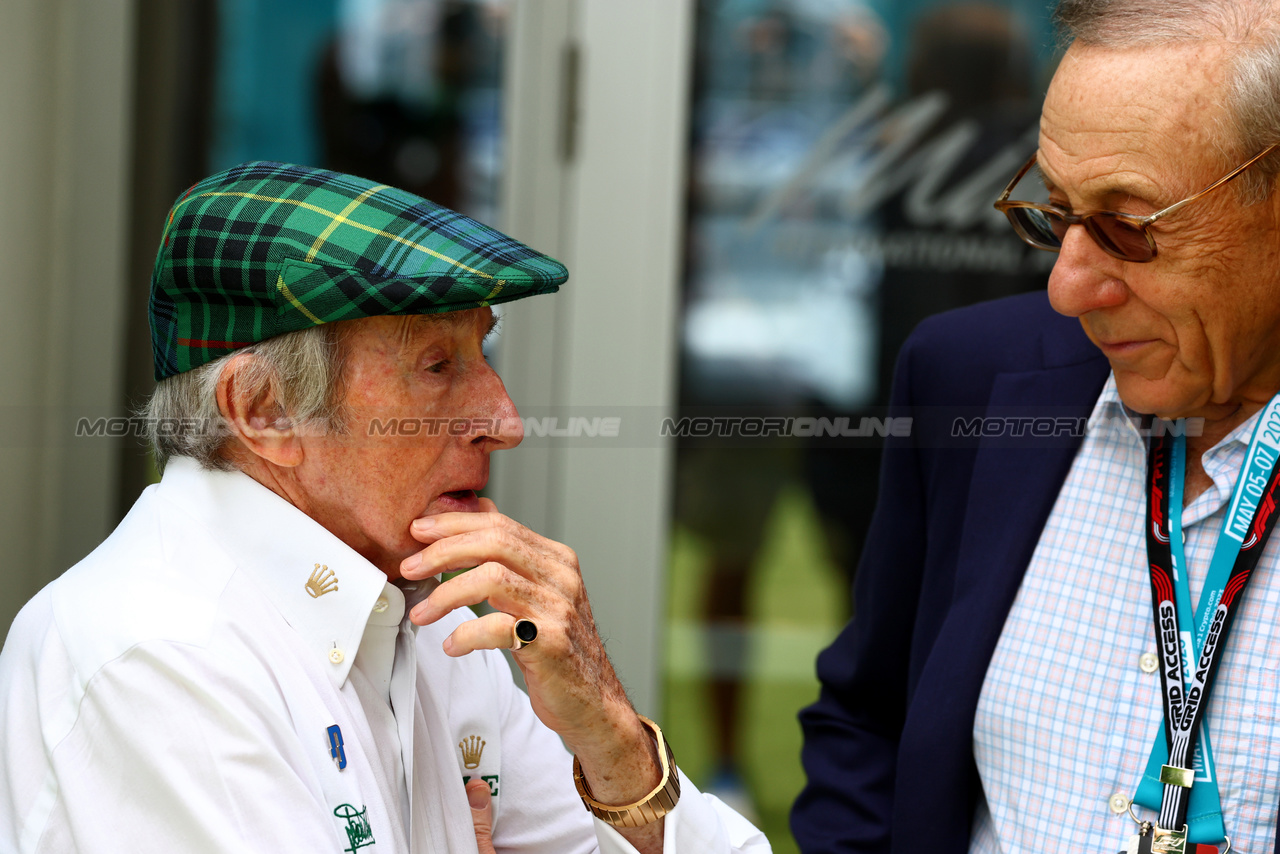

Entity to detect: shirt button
[373,597,389,613]
[1109,793,1131,814]
[1139,652,1159,673]
[329,648,345,665]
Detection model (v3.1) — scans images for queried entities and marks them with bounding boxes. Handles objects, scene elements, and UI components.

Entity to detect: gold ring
[512,618,538,650]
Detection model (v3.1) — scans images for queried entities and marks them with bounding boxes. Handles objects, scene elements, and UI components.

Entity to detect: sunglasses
[993,143,1280,263]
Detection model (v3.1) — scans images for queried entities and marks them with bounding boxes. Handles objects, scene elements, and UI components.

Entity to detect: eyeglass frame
[993,142,1280,262]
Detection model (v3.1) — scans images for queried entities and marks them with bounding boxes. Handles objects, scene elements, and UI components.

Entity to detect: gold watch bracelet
[572,715,681,828]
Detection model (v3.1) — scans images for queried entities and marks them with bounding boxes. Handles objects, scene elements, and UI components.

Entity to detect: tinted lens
[1085,214,1155,262]
[1006,206,1066,250]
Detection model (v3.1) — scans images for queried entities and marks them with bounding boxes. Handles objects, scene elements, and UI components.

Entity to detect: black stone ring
[512,618,539,650]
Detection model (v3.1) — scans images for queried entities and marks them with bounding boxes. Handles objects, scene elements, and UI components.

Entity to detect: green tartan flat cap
[149,161,568,379]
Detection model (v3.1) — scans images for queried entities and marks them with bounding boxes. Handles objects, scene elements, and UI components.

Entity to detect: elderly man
[0,162,767,853]
[792,1,1280,854]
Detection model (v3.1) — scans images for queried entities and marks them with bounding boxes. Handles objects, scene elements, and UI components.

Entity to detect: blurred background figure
[668,0,1056,845]
[673,0,888,823]
[317,0,507,220]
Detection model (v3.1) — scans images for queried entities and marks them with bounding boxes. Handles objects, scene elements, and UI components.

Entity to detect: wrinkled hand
[400,498,631,751]
[402,498,666,853]
[468,780,496,854]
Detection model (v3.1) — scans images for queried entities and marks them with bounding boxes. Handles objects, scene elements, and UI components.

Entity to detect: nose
[1046,224,1129,317]
[470,361,523,451]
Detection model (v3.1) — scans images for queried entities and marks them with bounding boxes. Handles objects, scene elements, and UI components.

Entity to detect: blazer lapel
[895,352,1110,854]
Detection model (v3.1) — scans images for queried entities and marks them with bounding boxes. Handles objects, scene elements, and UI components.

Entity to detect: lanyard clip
[1151,825,1188,854]
[1160,765,1195,789]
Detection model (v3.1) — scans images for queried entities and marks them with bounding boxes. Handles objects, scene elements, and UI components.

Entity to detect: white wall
[0,0,135,636]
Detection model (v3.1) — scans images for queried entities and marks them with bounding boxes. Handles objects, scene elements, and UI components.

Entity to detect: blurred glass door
[665,1,1059,849]
[211,0,510,225]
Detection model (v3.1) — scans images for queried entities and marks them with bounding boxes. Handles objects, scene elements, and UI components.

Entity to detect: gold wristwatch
[572,715,681,828]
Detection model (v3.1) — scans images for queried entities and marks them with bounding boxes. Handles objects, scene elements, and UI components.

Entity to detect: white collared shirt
[0,457,768,853]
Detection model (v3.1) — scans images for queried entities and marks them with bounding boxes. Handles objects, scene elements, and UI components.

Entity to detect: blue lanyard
[1134,403,1280,843]
[1134,432,1223,843]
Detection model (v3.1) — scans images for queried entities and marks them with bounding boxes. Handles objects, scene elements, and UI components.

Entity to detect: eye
[424,358,451,374]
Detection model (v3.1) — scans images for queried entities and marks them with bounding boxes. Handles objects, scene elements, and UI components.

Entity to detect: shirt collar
[156,456,397,688]
[1087,371,1266,457]
[1086,374,1138,437]
[1196,404,1265,505]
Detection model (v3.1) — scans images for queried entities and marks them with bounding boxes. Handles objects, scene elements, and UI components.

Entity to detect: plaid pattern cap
[150,161,568,379]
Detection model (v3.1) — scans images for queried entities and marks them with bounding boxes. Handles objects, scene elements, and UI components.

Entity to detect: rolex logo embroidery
[459,735,485,769]
[306,564,339,598]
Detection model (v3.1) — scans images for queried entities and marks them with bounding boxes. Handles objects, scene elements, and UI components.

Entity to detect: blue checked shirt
[971,375,1280,854]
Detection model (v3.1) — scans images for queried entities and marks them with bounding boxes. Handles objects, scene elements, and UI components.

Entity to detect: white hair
[143,325,347,471]
[1056,0,1280,201]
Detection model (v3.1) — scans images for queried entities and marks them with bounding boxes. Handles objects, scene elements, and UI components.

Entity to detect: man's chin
[1113,373,1210,422]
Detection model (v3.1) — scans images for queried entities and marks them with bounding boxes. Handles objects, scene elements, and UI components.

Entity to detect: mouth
[1095,338,1160,358]
[434,488,481,512]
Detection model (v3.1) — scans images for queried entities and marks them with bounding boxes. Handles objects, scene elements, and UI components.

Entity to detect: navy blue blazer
[792,291,1113,854]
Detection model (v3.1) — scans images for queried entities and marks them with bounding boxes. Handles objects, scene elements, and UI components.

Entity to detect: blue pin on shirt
[327,724,347,770]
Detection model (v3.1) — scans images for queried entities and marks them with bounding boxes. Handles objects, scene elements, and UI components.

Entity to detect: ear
[216,353,305,467]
